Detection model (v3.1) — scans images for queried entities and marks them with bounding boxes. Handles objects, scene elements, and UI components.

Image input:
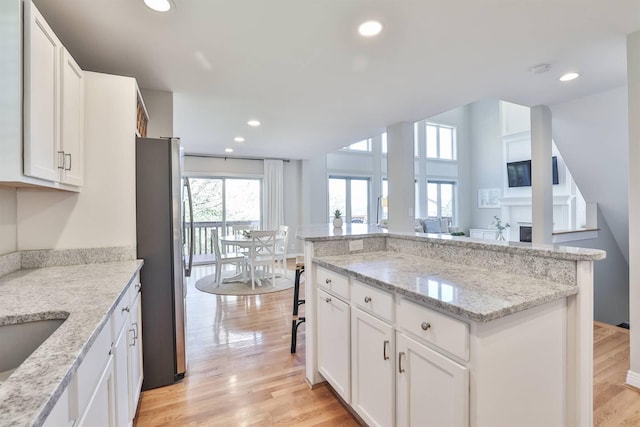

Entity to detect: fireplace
[520,226,532,242]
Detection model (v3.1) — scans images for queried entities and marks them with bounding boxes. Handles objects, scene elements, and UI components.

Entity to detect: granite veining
[0,252,21,277]
[296,224,606,262]
[20,246,137,269]
[314,251,578,323]
[0,260,143,427]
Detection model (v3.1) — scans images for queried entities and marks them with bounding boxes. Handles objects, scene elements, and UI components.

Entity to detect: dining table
[219,234,284,284]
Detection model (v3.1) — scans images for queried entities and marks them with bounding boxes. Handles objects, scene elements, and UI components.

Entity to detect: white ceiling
[34,0,640,159]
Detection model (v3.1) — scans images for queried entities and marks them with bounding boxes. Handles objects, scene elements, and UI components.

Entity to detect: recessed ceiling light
[225,148,233,153]
[234,137,245,143]
[247,120,261,127]
[358,20,383,37]
[144,0,171,12]
[559,72,580,82]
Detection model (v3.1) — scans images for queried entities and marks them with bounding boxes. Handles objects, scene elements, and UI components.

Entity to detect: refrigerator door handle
[185,177,195,277]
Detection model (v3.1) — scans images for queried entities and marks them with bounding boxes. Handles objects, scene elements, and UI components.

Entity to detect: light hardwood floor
[135,265,640,426]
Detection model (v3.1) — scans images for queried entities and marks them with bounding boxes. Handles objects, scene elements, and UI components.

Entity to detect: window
[381,133,387,154]
[329,177,370,223]
[188,177,262,254]
[426,123,456,160]
[427,180,455,223]
[342,139,371,152]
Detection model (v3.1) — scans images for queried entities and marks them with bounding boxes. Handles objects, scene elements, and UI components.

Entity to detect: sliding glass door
[189,177,262,255]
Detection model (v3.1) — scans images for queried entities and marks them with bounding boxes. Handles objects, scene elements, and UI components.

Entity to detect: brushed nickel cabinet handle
[122,306,130,313]
[325,278,331,284]
[325,297,332,303]
[399,352,406,373]
[364,296,371,303]
[421,322,431,331]
[64,153,72,171]
[57,151,65,169]
[383,340,390,360]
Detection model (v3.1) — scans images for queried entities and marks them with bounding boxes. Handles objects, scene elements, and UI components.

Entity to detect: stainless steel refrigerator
[135,137,194,390]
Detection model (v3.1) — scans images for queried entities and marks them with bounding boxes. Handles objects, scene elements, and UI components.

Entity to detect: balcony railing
[186,221,259,256]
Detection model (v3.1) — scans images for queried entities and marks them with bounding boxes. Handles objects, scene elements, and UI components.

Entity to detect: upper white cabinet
[60,47,85,186]
[0,0,84,191]
[23,0,61,183]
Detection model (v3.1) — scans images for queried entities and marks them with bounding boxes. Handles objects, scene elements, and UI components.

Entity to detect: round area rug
[195,270,294,296]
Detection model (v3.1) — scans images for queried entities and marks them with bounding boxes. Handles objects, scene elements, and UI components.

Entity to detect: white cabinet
[23,0,61,183]
[128,283,143,419]
[59,47,85,186]
[396,333,468,427]
[42,388,72,427]
[77,355,116,427]
[351,308,394,427]
[112,278,143,427]
[317,288,350,403]
[0,0,84,190]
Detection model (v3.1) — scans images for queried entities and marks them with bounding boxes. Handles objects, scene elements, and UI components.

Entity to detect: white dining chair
[245,230,277,289]
[211,229,245,287]
[275,225,289,275]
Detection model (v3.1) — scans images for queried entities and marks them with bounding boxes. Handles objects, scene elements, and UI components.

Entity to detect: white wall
[469,99,503,229]
[568,209,629,325]
[17,72,137,250]
[141,88,173,139]
[0,188,17,255]
[302,156,328,225]
[551,87,629,261]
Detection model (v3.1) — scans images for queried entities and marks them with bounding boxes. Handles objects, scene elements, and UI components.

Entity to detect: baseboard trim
[626,370,640,389]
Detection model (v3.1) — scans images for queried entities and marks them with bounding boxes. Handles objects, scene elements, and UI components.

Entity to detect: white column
[387,122,415,232]
[530,105,553,244]
[626,30,640,388]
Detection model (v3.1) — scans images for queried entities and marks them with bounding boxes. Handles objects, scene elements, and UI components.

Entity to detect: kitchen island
[297,224,605,427]
[0,258,143,427]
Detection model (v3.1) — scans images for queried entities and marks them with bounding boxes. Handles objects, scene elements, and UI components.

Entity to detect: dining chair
[245,230,277,290]
[211,229,245,287]
[275,225,289,275]
[231,225,255,254]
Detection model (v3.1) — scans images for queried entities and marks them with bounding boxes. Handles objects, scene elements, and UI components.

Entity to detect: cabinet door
[128,290,143,419]
[113,321,129,427]
[60,47,84,186]
[77,355,116,427]
[396,333,468,427]
[317,288,350,403]
[351,308,394,427]
[24,1,61,182]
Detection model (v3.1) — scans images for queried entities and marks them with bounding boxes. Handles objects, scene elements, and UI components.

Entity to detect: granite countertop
[314,251,578,323]
[0,260,143,427]
[297,223,606,262]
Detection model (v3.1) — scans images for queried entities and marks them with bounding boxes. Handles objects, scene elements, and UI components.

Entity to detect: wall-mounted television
[507,157,559,188]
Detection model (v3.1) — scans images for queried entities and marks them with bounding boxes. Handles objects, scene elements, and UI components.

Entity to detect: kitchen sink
[0,318,65,383]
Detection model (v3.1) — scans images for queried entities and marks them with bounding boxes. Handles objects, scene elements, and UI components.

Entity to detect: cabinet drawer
[351,280,394,322]
[397,298,469,361]
[77,318,112,415]
[111,290,131,338]
[317,266,349,299]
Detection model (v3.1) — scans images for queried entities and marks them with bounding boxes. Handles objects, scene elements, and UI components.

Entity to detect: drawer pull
[398,352,406,373]
[364,296,371,303]
[421,322,431,331]
[122,306,130,313]
[135,283,141,292]
[383,340,390,360]
[325,278,331,285]
[325,297,332,303]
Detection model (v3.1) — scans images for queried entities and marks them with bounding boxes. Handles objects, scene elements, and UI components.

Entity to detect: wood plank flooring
[135,264,359,427]
[135,265,640,426]
[593,321,640,426]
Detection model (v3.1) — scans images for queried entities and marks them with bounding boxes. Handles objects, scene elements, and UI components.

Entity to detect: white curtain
[263,159,284,230]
